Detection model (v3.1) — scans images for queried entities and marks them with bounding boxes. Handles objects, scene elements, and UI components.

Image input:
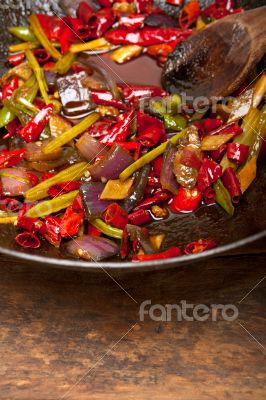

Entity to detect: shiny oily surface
[0,0,265,271]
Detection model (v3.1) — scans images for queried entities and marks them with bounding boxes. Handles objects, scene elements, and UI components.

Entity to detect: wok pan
[0,0,265,271]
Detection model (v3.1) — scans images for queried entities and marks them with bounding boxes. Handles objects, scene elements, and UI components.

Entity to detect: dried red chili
[132,246,182,261]
[87,224,102,237]
[210,144,227,162]
[118,84,166,102]
[137,111,165,147]
[47,181,80,198]
[0,148,26,168]
[7,52,25,66]
[105,27,192,46]
[103,203,128,229]
[44,216,61,247]
[179,0,200,29]
[203,187,216,205]
[128,209,152,225]
[15,232,41,249]
[184,239,217,254]
[60,204,83,238]
[4,119,20,139]
[170,187,202,213]
[222,167,242,203]
[203,118,223,133]
[27,172,39,186]
[18,104,54,143]
[227,143,249,165]
[100,110,134,144]
[119,14,145,30]
[91,90,127,110]
[2,77,19,100]
[135,191,170,211]
[197,158,223,192]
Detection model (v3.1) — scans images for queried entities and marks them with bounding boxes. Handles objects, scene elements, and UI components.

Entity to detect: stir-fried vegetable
[0,1,264,261]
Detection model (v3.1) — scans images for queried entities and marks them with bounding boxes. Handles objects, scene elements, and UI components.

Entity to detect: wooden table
[0,240,265,400]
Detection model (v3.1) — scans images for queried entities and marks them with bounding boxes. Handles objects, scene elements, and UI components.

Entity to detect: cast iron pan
[0,0,265,271]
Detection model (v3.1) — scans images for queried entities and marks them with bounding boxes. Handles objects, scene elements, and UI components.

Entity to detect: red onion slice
[0,168,32,196]
[80,182,113,219]
[76,133,108,162]
[67,235,119,261]
[89,144,133,181]
[160,142,178,195]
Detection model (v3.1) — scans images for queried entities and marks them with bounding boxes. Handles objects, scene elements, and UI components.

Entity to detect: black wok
[0,0,265,271]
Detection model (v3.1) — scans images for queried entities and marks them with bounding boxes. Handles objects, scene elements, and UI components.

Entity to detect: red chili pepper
[118,83,166,102]
[18,104,54,143]
[2,77,19,100]
[203,187,216,205]
[90,90,127,110]
[74,8,115,40]
[0,148,26,168]
[60,204,83,238]
[33,49,51,65]
[43,62,56,71]
[89,118,116,140]
[33,98,46,110]
[103,203,128,229]
[202,0,243,19]
[72,193,85,217]
[17,207,46,235]
[147,176,161,187]
[105,27,192,46]
[77,2,96,24]
[128,209,152,225]
[0,198,21,213]
[43,216,61,247]
[119,14,145,30]
[7,52,25,66]
[100,110,134,144]
[147,43,175,60]
[4,118,20,139]
[135,0,160,13]
[27,172,39,186]
[152,156,163,177]
[169,187,202,213]
[137,111,165,148]
[210,144,227,162]
[203,118,223,133]
[179,0,200,29]
[166,0,184,5]
[204,122,242,137]
[105,141,141,160]
[222,167,242,203]
[132,246,182,261]
[41,172,56,181]
[47,181,80,198]
[180,148,202,170]
[197,158,223,192]
[87,224,102,237]
[135,191,170,211]
[97,0,115,7]
[227,143,249,165]
[15,232,41,249]
[184,239,217,255]
[37,14,62,41]
[120,226,130,260]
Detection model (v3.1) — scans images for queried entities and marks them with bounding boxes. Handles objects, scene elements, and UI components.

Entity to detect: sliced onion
[160,142,178,195]
[25,141,62,162]
[76,133,108,162]
[80,182,113,219]
[67,235,119,261]
[0,168,31,196]
[89,144,133,181]
[27,147,79,172]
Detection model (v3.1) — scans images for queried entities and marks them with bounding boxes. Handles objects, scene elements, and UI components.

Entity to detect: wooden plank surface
[0,240,265,400]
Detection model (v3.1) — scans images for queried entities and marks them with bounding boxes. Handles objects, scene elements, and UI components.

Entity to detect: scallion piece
[43,112,100,154]
[119,130,187,181]
[29,14,61,60]
[26,191,79,218]
[70,38,108,53]
[25,49,50,105]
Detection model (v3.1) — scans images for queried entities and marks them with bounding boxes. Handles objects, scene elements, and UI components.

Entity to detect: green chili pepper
[150,94,182,117]
[163,114,187,131]
[214,179,234,216]
[8,26,37,42]
[91,219,123,239]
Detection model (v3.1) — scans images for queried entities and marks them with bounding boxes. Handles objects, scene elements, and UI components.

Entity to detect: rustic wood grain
[0,240,265,400]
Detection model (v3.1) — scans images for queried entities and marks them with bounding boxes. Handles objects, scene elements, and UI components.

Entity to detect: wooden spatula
[162,6,266,101]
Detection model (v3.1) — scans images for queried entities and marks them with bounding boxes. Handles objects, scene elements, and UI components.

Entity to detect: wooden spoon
[162,6,266,101]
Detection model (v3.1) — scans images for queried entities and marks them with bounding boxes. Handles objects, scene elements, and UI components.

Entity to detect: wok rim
[1,229,265,271]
